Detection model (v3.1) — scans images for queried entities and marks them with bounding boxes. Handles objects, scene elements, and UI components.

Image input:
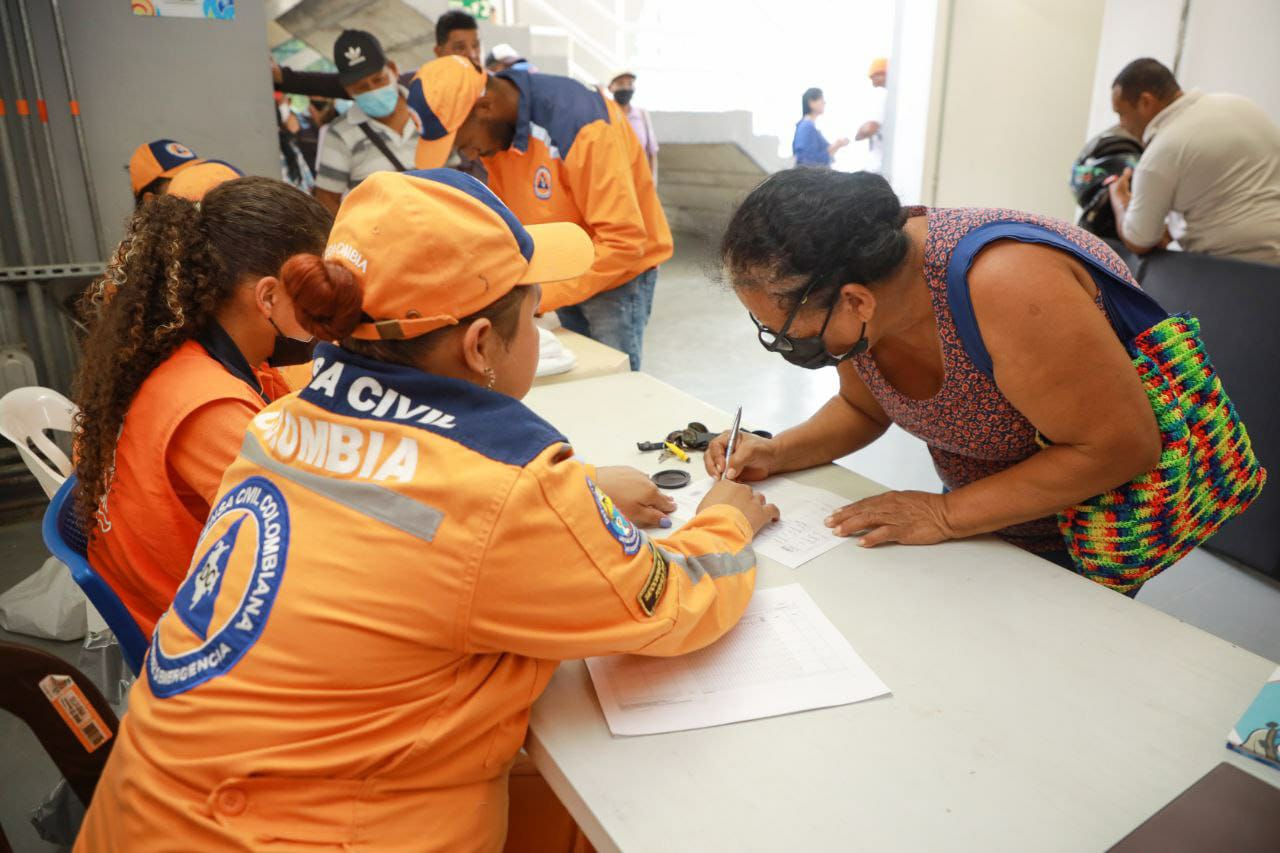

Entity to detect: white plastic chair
[0,386,109,639]
[0,386,76,499]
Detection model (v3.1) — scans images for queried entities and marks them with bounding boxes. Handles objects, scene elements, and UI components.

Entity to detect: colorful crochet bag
[946,221,1266,593]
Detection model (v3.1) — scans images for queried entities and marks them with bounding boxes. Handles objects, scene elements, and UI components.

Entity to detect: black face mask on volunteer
[749,273,869,370]
[613,88,635,107]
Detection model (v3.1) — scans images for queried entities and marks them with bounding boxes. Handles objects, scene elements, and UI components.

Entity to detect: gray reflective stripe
[240,433,443,543]
[659,544,756,585]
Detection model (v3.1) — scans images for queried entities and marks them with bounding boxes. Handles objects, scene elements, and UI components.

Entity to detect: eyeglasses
[748,270,839,354]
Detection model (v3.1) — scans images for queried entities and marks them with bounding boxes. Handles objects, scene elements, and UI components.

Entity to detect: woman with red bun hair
[73,177,332,639]
[78,169,780,852]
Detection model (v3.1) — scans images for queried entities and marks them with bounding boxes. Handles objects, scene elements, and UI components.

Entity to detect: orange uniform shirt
[87,332,288,638]
[77,343,756,852]
[483,69,673,311]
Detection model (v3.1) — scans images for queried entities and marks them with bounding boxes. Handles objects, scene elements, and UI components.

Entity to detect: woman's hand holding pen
[704,430,779,482]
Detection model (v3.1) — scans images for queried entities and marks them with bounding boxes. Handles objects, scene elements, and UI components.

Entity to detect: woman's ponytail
[280,254,364,341]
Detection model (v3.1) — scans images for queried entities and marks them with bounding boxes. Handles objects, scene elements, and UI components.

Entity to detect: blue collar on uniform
[196,322,268,403]
[299,343,568,468]
[496,68,608,162]
[499,68,534,154]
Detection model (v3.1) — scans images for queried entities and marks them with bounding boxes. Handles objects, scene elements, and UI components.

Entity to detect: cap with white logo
[333,29,388,87]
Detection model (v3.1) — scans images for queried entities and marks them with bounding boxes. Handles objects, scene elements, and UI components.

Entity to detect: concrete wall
[647,110,790,242]
[0,1,278,392]
[1085,0,1182,137]
[655,143,768,242]
[280,0,438,73]
[650,110,788,175]
[15,0,279,256]
[278,0,533,79]
[1181,1,1280,121]
[1088,0,1280,138]
[886,0,945,204]
[929,0,1106,220]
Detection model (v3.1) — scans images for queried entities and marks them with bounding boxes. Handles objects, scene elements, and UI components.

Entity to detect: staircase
[268,0,785,238]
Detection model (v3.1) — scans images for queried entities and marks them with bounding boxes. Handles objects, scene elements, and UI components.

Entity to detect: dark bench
[1133,249,1280,578]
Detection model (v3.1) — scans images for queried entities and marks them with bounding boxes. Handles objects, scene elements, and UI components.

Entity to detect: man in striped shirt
[313,30,420,214]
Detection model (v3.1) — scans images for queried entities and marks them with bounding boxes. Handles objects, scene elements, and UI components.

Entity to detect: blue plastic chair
[42,476,148,675]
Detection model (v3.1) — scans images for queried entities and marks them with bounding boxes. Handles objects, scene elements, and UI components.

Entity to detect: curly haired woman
[73,176,332,637]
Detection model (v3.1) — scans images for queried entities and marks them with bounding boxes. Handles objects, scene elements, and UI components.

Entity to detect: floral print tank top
[850,207,1138,552]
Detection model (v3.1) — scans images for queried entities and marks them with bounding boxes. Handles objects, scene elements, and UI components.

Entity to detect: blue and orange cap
[407,56,488,169]
[129,139,203,195]
[324,169,593,341]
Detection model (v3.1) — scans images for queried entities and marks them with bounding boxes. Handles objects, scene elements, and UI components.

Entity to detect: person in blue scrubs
[793,87,849,168]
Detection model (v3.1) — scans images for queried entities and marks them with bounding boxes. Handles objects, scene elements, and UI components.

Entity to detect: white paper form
[665,476,851,569]
[585,584,890,736]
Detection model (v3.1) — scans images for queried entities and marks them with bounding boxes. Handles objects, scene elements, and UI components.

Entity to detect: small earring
[484,367,496,389]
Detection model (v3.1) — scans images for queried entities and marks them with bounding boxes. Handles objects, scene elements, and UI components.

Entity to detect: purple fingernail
[659,517,673,529]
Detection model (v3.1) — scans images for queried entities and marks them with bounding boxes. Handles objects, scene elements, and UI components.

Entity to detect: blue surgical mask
[353,83,398,119]
[334,98,353,116]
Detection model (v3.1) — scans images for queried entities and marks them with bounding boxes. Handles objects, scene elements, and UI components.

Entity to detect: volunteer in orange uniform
[77,169,777,852]
[73,178,331,639]
[410,56,673,370]
[128,137,204,206]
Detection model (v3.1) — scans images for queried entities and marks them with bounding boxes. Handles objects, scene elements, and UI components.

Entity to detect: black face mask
[613,88,635,107]
[749,274,869,369]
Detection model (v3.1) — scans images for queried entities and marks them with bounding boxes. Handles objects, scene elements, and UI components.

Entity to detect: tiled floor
[1,233,1277,849]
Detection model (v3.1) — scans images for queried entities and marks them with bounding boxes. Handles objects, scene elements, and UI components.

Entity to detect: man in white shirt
[856,58,888,174]
[314,30,420,214]
[1108,57,1280,266]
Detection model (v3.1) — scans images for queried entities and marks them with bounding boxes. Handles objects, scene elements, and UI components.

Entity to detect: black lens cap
[651,469,692,489]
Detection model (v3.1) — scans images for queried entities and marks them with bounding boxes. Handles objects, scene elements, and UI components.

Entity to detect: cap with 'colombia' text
[407,55,487,169]
[324,169,593,341]
[129,139,202,195]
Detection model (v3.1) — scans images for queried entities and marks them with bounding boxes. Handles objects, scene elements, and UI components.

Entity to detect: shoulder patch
[587,477,642,555]
[533,164,553,199]
[148,476,290,698]
[637,544,669,617]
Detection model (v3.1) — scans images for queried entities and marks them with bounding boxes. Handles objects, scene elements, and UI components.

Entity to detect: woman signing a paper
[706,168,1166,581]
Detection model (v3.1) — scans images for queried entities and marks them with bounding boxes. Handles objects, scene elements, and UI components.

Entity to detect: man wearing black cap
[313,30,420,214]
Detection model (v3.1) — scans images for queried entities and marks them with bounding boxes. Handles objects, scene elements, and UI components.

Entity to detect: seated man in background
[313,29,420,214]
[128,138,203,207]
[1108,57,1280,265]
[410,56,673,370]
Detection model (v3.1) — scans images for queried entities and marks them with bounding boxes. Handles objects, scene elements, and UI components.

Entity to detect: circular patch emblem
[588,477,641,555]
[533,165,553,200]
[165,141,195,159]
[147,476,290,698]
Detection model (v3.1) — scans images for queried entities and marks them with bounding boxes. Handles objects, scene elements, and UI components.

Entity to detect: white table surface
[522,372,1279,853]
